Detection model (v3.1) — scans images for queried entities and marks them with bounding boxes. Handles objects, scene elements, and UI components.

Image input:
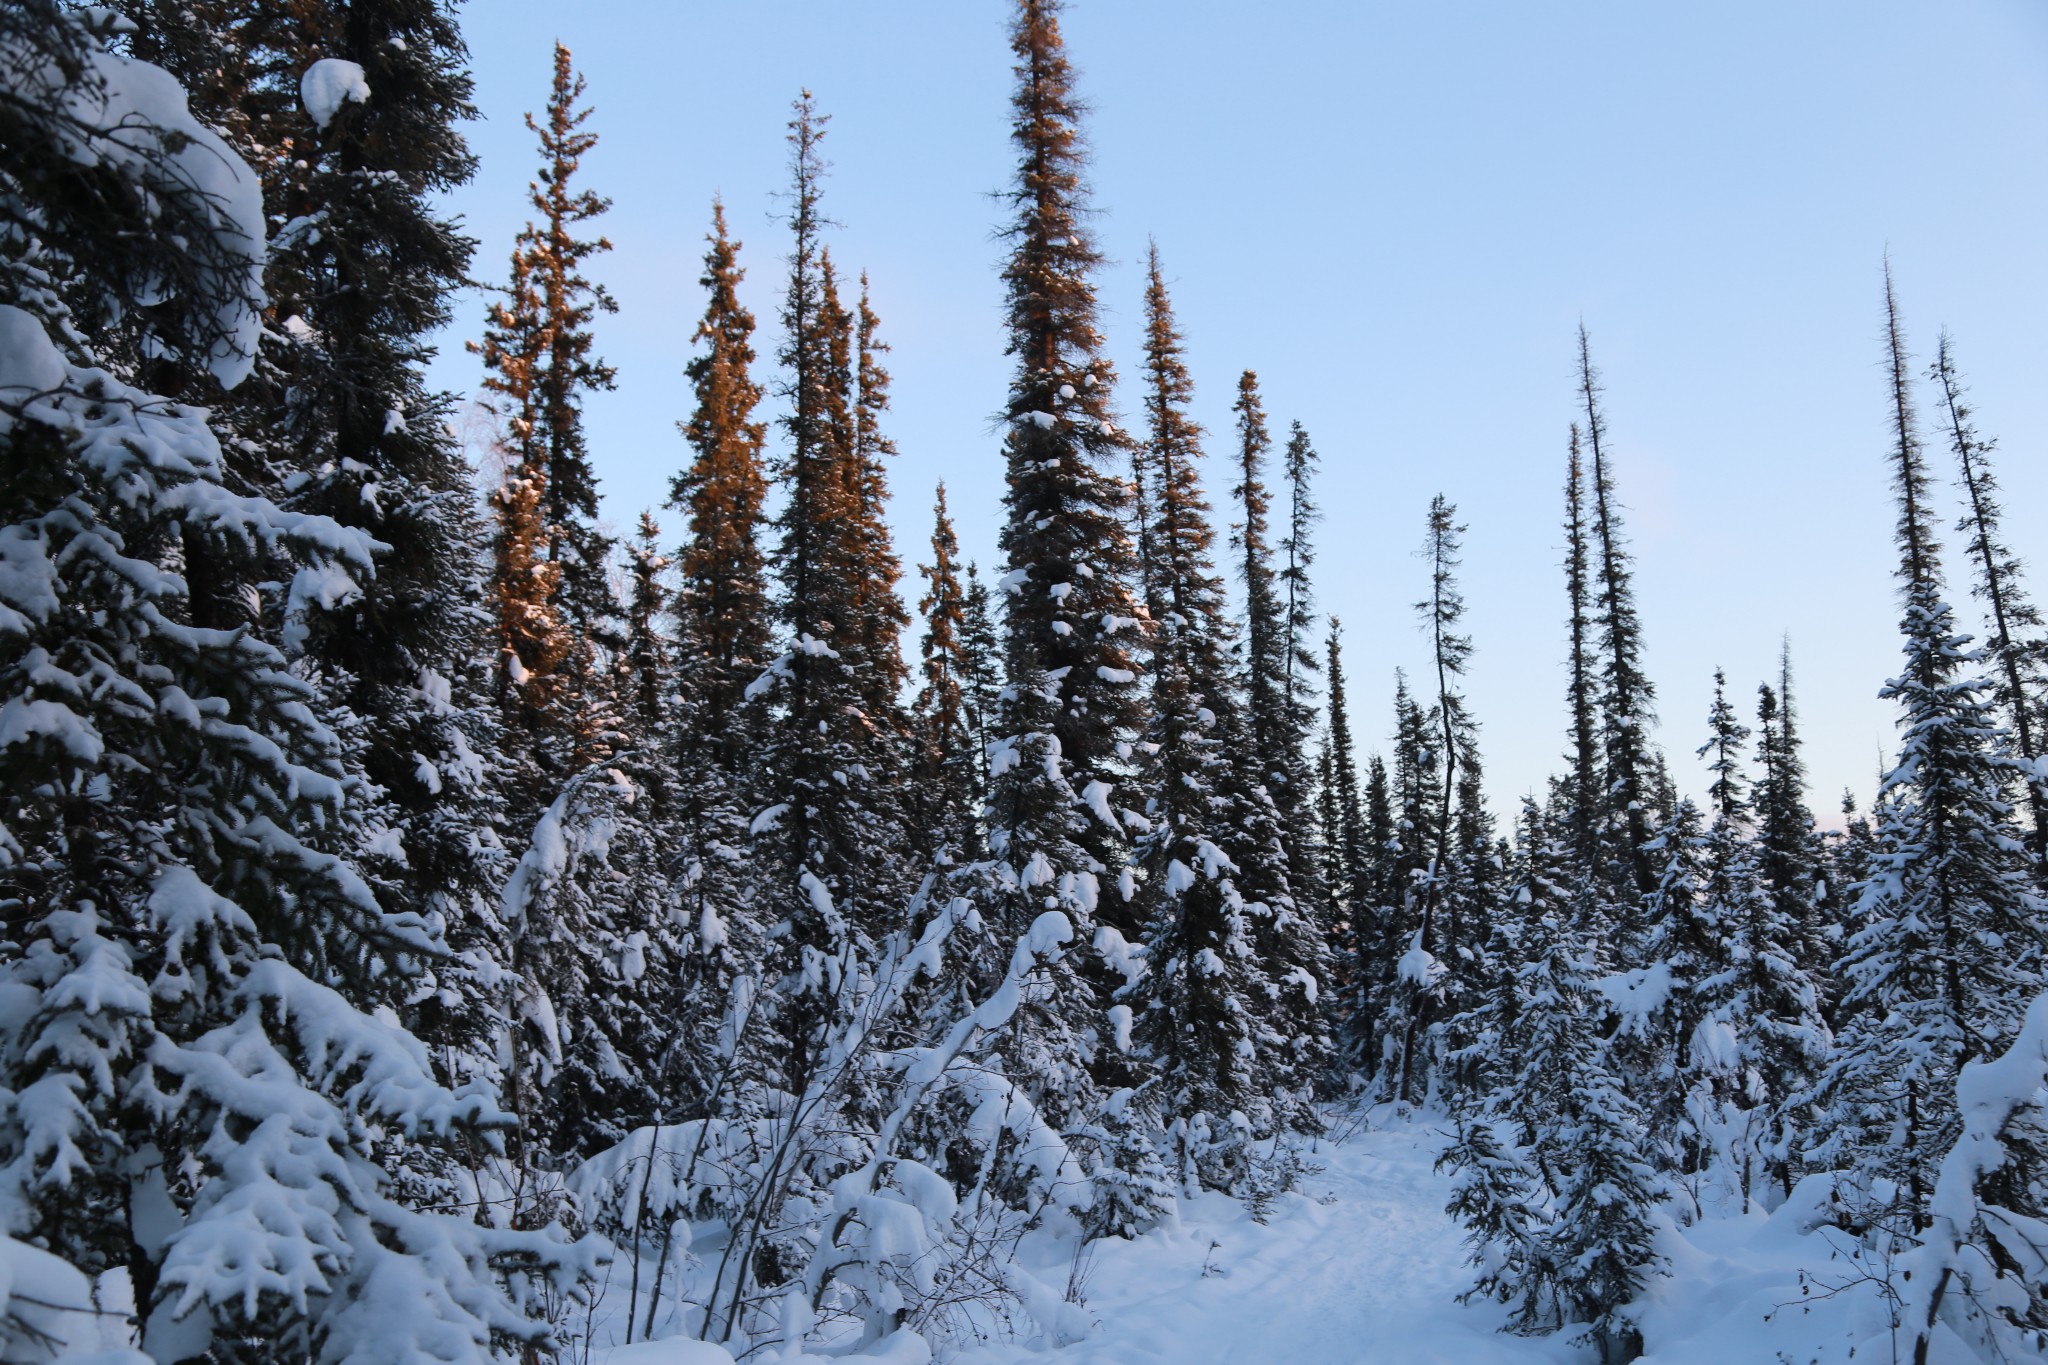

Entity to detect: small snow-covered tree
[1449,856,1666,1354]
[499,761,677,1166]
[1439,1116,1552,1328]
[1753,649,1834,997]
[1545,1062,1668,1362]
[1901,989,2048,1363]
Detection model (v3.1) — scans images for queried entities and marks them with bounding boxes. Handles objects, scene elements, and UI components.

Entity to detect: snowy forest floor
[596,1108,1971,1365]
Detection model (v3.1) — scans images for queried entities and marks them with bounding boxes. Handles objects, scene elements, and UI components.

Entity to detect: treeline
[1,1,2045,1363]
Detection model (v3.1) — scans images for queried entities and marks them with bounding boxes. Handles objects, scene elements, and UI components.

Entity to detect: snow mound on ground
[0,1233,151,1362]
[599,1339,735,1365]
[301,58,369,129]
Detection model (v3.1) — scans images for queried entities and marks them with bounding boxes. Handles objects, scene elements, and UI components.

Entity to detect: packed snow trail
[599,1111,1970,1364]
[955,1117,1581,1365]
[953,1111,1974,1365]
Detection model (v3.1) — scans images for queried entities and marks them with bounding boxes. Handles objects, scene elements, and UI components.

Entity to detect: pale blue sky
[422,1,2048,825]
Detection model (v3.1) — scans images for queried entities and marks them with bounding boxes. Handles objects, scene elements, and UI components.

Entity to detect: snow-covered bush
[570,904,1097,1357]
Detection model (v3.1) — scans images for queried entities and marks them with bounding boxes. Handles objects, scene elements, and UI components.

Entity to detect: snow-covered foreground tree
[1901,988,2048,1361]
[0,7,600,1360]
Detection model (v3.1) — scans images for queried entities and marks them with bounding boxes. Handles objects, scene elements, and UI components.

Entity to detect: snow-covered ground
[597,1109,1973,1365]
[957,1116,1580,1365]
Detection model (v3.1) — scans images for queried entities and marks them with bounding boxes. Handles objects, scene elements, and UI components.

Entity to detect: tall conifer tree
[915,484,981,855]
[993,0,1144,907]
[1577,329,1659,901]
[1232,371,1287,776]
[673,198,771,747]
[750,93,909,1089]
[1933,332,2048,877]
[477,43,621,772]
[1394,496,1479,1103]
[846,272,913,730]
[1561,425,1602,879]
[227,0,517,1095]
[1128,254,1257,1170]
[1272,421,1331,926]
[1821,270,2048,1213]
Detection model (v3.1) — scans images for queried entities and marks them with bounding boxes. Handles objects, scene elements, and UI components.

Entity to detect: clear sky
[420,1,2048,826]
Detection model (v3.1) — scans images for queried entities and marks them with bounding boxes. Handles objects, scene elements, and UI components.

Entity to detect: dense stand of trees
[1,2,2045,1362]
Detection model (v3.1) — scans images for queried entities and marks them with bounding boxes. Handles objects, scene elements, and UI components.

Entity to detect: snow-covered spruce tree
[660,199,775,1121]
[119,0,522,1239]
[1829,786,1880,936]
[846,273,913,738]
[1277,420,1328,919]
[475,41,622,773]
[497,753,681,1169]
[1223,377,1334,1113]
[1443,848,1571,1330]
[620,512,670,751]
[1625,678,1754,1137]
[523,514,684,1162]
[195,0,521,1104]
[1322,614,1396,1078]
[951,563,1006,826]
[1438,1113,1551,1323]
[671,197,772,763]
[1125,251,1292,1192]
[1638,678,1825,1217]
[1753,645,1834,1008]
[1577,331,1662,911]
[1321,620,1368,933]
[1231,371,1288,811]
[1545,1056,1669,1362]
[652,593,766,1130]
[1900,988,2048,1363]
[1934,332,2048,881]
[1358,672,1440,1094]
[913,484,984,861]
[1443,796,1560,1102]
[1438,728,1503,1101]
[934,0,1153,1217]
[1621,797,1708,1136]
[1559,423,1604,883]
[750,93,912,1113]
[1715,676,1831,1206]
[992,0,1145,928]
[1817,270,2048,1218]
[466,50,673,1179]
[1390,496,1478,1105]
[1459,887,1666,1355]
[0,11,598,1356]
